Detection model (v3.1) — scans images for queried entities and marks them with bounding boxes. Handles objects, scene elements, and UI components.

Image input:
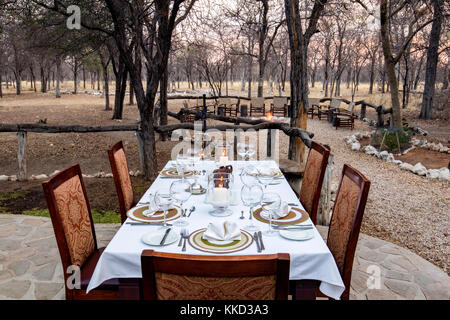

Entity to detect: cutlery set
[253,231,265,253]
[178,229,189,252]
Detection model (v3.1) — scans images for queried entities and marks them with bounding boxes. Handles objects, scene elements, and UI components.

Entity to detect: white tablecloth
[87,160,345,299]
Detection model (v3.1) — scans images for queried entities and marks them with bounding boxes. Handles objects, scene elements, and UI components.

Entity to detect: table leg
[119,278,141,300]
[290,280,320,300]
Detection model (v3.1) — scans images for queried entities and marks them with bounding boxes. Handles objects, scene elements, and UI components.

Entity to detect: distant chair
[141,251,290,300]
[333,102,355,130]
[320,164,371,300]
[270,97,288,117]
[298,141,330,225]
[108,141,135,224]
[318,99,341,121]
[307,98,322,119]
[42,164,120,300]
[217,97,238,117]
[250,97,266,116]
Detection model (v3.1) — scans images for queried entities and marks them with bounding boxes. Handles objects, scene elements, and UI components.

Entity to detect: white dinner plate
[141,229,180,246]
[279,228,314,241]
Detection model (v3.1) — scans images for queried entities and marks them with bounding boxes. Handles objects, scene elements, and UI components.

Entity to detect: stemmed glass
[237,142,256,161]
[170,179,191,227]
[257,167,275,189]
[154,191,174,229]
[176,153,188,179]
[241,184,263,231]
[261,192,281,237]
[240,164,259,186]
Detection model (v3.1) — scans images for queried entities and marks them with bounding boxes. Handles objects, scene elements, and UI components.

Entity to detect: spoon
[240,210,244,219]
[187,206,196,217]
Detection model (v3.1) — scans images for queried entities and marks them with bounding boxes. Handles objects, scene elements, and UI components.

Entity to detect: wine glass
[241,184,263,231]
[246,143,256,160]
[154,191,174,229]
[237,142,248,160]
[257,167,275,189]
[170,180,192,226]
[240,165,259,186]
[176,153,188,179]
[261,192,281,237]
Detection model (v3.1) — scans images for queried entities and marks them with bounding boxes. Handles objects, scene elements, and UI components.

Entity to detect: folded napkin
[263,201,290,220]
[202,221,241,241]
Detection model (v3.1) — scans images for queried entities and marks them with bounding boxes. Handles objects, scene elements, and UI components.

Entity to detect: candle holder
[206,173,233,217]
[214,144,232,165]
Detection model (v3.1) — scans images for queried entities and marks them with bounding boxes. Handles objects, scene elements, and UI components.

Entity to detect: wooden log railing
[0,124,139,181]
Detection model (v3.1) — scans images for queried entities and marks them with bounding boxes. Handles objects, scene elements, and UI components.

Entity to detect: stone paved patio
[0,215,448,300]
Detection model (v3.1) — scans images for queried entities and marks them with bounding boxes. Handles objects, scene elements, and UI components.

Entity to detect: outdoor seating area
[36,139,372,300]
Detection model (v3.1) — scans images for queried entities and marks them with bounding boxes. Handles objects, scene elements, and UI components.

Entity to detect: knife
[257,231,265,251]
[253,232,261,253]
[160,228,172,245]
[126,222,173,226]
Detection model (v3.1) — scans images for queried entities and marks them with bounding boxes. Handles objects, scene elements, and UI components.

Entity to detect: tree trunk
[369,52,377,94]
[420,0,442,120]
[380,0,402,129]
[103,65,110,111]
[160,66,168,141]
[56,58,61,98]
[247,38,252,98]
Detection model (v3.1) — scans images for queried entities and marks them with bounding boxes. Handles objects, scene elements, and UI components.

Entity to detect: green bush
[372,128,412,153]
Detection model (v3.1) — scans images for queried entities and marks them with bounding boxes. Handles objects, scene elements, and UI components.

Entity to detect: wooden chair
[42,164,120,300]
[318,99,341,121]
[179,101,196,123]
[298,141,330,225]
[270,97,288,117]
[108,141,135,224]
[333,102,355,130]
[217,98,238,117]
[250,97,266,116]
[321,164,371,300]
[141,251,290,300]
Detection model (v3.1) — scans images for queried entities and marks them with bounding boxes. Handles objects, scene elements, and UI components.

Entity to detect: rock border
[0,170,143,182]
[344,132,449,182]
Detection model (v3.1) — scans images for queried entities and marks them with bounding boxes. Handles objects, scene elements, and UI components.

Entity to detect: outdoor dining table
[86,160,345,300]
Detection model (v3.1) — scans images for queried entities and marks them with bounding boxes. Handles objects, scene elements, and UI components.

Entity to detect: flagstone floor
[0,215,448,300]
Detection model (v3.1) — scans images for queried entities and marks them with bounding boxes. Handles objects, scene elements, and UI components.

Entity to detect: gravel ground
[276,118,449,275]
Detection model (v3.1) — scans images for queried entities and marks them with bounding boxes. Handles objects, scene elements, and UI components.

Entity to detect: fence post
[360,103,366,120]
[17,131,27,181]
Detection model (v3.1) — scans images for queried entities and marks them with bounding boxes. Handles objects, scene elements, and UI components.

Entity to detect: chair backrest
[299,141,330,224]
[251,97,265,108]
[347,102,355,113]
[330,99,342,109]
[273,97,287,108]
[327,164,371,300]
[141,251,290,300]
[308,98,321,108]
[42,164,98,273]
[108,141,134,224]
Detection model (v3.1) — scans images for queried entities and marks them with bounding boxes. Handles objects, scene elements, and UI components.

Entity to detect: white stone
[354,132,362,139]
[49,170,60,177]
[104,173,113,178]
[34,174,48,180]
[363,145,377,155]
[134,170,142,176]
[426,169,440,179]
[438,168,450,182]
[0,175,8,181]
[400,163,414,172]
[393,160,402,165]
[9,175,17,181]
[129,170,135,176]
[351,142,361,151]
[379,151,390,160]
[412,163,427,176]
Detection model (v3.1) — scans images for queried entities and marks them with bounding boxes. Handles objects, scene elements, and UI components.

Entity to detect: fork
[182,229,189,252]
[178,228,186,246]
